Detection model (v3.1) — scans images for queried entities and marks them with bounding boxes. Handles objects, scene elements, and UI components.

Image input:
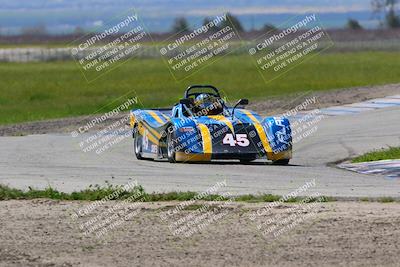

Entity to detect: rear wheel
[272,159,290,165]
[167,130,176,163]
[134,131,143,160]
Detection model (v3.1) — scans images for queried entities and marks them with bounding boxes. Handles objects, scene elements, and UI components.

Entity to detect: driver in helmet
[194,93,224,116]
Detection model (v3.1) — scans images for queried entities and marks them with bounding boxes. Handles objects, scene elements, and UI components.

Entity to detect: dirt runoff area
[0,200,399,267]
[1,83,400,136]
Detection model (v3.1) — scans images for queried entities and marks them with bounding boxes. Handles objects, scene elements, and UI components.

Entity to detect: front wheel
[272,159,290,165]
[167,130,176,163]
[134,131,143,160]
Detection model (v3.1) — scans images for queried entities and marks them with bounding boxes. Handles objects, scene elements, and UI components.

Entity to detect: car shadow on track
[176,161,303,166]
[150,158,304,166]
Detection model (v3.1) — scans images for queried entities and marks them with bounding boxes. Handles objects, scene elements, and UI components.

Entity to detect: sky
[0,0,384,34]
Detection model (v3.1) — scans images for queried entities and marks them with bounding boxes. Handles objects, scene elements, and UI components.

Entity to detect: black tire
[167,130,177,163]
[134,131,143,160]
[272,159,290,165]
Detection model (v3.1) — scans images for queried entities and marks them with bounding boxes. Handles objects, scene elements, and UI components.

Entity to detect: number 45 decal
[223,134,250,147]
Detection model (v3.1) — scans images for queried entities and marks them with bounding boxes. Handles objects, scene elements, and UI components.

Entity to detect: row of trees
[173,15,279,33]
[172,13,246,33]
[5,1,400,35]
[348,0,400,29]
[172,13,277,32]
[178,1,400,32]
[172,13,280,33]
[373,0,400,28]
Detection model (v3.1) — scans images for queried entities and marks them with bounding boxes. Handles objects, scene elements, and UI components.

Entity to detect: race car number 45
[223,134,250,147]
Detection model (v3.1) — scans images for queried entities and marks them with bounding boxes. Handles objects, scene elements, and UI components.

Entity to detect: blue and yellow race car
[130,85,292,164]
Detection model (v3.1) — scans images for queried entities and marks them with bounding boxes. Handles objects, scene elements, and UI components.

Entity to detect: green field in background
[1,51,400,125]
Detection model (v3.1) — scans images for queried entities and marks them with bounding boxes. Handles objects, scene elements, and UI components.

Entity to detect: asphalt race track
[1,106,399,198]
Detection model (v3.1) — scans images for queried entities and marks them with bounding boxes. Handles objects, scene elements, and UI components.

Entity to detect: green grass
[352,147,400,163]
[0,183,145,201]
[0,183,331,203]
[378,197,396,203]
[1,51,400,124]
[1,184,396,203]
[3,184,397,203]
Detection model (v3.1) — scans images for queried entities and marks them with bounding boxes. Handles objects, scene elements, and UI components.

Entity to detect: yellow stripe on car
[148,110,165,124]
[253,124,272,153]
[160,113,170,121]
[198,123,212,156]
[130,113,136,128]
[241,110,272,153]
[208,115,235,134]
[138,124,159,145]
[241,110,260,123]
[141,121,161,139]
